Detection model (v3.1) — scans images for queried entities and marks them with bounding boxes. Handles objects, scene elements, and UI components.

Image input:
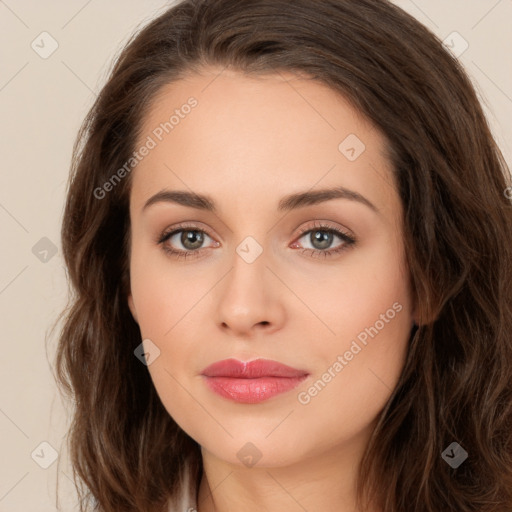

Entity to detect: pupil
[182,230,204,250]
[311,230,332,250]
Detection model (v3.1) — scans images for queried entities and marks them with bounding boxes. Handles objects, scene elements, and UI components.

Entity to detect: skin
[127,66,417,512]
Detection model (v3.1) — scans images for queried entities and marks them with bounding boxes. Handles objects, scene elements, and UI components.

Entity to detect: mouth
[201,358,309,404]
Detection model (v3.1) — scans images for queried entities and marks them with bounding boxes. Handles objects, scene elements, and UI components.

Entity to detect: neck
[196,432,380,512]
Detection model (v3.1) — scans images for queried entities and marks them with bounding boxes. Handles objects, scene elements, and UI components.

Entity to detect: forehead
[130,67,397,217]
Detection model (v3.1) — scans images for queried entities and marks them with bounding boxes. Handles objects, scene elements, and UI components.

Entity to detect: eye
[157,223,219,260]
[291,221,356,259]
[157,221,356,261]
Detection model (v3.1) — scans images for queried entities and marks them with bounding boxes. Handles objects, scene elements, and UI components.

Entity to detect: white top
[167,457,200,511]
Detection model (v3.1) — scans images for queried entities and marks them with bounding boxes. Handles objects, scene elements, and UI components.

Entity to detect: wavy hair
[54,0,512,510]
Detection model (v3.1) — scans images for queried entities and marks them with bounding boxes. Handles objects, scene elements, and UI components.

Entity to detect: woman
[54,0,512,511]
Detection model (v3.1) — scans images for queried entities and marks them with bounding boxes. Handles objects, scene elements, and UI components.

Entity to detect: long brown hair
[54,0,512,510]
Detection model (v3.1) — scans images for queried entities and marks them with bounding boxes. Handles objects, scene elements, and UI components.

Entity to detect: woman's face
[127,67,416,468]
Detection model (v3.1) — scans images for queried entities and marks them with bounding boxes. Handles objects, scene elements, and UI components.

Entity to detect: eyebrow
[142,186,379,214]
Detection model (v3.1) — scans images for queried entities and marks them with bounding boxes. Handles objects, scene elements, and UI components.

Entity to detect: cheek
[128,247,211,419]
[129,244,197,338]
[130,260,207,436]
[295,233,411,356]
[297,241,412,407]
[290,276,412,453]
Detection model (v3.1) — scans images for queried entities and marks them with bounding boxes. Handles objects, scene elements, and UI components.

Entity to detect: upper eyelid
[160,221,348,236]
[296,220,352,235]
[159,222,213,239]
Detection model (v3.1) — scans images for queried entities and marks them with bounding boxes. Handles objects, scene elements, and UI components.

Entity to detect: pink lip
[201,358,309,404]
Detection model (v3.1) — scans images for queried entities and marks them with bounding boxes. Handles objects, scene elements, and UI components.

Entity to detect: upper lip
[201,358,309,378]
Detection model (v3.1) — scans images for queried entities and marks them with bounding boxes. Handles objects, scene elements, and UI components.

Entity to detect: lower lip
[202,375,308,403]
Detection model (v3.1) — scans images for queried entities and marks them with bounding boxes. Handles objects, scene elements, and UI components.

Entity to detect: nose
[214,246,286,338]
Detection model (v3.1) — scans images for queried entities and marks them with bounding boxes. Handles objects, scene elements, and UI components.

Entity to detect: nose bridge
[233,235,268,289]
[214,233,285,335]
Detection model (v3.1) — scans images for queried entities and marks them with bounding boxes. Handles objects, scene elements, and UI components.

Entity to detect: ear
[128,294,139,324]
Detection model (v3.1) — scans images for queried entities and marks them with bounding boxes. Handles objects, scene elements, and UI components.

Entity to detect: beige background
[0,1,510,510]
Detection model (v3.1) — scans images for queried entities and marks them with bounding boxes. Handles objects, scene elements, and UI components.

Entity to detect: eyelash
[157,221,356,261]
